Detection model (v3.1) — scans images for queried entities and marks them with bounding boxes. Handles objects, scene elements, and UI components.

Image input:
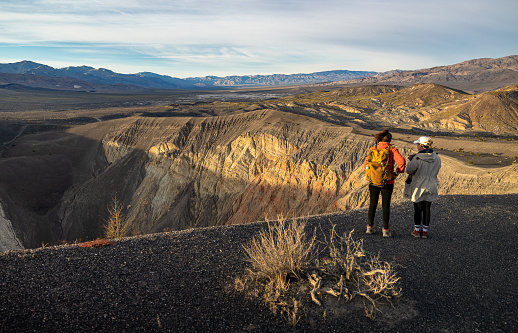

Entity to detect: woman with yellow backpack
[363,129,406,237]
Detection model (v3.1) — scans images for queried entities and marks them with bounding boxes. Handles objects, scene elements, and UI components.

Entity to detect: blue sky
[0,0,516,78]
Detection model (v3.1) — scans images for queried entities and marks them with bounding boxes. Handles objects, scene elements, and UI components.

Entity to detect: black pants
[413,201,432,227]
[367,183,394,230]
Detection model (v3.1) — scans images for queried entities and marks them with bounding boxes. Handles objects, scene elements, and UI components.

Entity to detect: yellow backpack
[365,146,395,186]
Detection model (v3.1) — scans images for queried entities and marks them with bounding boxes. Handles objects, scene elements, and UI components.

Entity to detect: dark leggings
[367,184,394,230]
[413,201,432,227]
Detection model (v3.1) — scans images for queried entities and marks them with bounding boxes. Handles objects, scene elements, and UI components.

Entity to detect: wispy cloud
[0,0,517,76]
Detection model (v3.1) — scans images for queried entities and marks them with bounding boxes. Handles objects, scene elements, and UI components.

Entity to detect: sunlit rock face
[95,110,374,236]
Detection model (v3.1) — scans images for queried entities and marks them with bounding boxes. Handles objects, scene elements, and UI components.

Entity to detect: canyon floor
[1,193,517,332]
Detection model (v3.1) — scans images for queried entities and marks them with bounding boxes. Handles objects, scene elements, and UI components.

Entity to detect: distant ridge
[344,55,518,94]
[0,61,376,90]
[185,70,377,87]
[0,72,146,93]
[0,62,186,90]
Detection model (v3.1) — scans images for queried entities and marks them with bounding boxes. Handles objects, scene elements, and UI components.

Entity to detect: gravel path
[1,194,517,332]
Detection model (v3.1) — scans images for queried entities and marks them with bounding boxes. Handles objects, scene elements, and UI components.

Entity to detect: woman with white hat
[405,136,442,238]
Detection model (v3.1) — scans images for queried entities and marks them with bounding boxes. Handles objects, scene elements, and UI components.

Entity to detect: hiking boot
[421,230,428,239]
[366,225,375,234]
[411,229,421,238]
[382,229,392,238]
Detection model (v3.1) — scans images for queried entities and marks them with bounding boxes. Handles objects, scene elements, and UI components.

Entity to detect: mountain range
[0,61,376,91]
[1,55,517,94]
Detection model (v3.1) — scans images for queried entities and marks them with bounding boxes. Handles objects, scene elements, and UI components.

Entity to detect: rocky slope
[253,83,518,133]
[460,86,518,133]
[345,55,518,94]
[1,109,517,250]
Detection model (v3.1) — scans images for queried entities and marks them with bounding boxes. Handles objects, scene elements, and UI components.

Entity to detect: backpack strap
[385,145,393,166]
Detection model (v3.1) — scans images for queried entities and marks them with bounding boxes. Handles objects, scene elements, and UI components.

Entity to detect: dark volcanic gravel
[1,194,517,332]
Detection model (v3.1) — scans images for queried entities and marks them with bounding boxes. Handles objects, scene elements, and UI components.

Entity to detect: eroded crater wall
[1,109,516,249]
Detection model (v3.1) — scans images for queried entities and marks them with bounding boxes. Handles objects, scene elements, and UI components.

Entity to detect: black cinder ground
[1,194,517,332]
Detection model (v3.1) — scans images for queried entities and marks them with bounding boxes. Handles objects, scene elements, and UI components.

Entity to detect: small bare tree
[104,196,126,239]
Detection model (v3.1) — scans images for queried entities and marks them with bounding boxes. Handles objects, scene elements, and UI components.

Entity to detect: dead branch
[308,272,322,306]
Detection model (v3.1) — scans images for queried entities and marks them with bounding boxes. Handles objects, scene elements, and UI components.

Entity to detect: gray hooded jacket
[405,150,442,202]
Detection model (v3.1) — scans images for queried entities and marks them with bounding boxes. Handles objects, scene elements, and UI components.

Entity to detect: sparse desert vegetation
[236,218,401,325]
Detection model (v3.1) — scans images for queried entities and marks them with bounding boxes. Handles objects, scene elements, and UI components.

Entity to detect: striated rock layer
[58,110,372,240]
[0,109,517,249]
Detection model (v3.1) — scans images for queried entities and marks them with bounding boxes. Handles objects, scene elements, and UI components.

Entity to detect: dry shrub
[323,227,365,281]
[243,217,316,289]
[238,217,316,323]
[237,221,401,326]
[362,255,401,299]
[280,298,301,327]
[79,238,115,248]
[318,225,401,318]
